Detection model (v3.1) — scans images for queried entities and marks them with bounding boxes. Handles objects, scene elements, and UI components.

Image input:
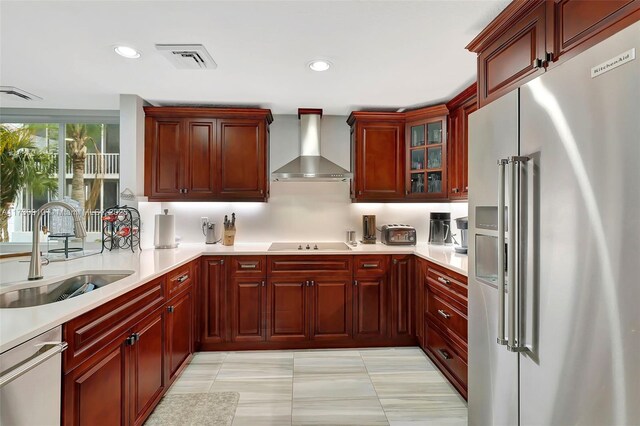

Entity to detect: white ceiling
[0,0,509,115]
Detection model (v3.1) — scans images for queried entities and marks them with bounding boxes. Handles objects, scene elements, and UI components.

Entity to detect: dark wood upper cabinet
[472,2,547,107]
[404,106,449,200]
[467,0,640,107]
[218,119,267,199]
[144,107,272,202]
[446,84,477,200]
[347,112,405,202]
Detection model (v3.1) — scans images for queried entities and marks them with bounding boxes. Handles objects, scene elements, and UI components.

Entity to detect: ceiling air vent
[0,86,42,101]
[155,44,217,70]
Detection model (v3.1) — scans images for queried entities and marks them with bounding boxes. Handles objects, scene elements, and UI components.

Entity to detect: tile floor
[166,347,467,426]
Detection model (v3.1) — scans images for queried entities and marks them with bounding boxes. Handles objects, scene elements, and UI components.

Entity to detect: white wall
[143,114,468,245]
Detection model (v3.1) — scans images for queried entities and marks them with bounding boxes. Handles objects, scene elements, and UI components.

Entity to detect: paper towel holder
[155,209,178,249]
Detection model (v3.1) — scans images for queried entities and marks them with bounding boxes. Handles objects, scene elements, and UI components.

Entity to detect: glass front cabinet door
[406,116,447,199]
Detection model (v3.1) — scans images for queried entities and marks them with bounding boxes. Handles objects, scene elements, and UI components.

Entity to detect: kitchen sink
[0,271,134,309]
[268,242,352,252]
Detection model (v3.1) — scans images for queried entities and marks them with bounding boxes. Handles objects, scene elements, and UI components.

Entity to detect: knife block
[223,229,236,246]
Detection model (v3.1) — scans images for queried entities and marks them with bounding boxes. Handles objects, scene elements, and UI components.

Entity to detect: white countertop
[0,242,466,353]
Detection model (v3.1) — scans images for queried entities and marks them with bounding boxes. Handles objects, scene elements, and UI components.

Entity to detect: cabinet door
[166,289,193,382]
[406,118,447,200]
[230,277,267,342]
[447,109,463,198]
[130,309,165,426]
[390,255,412,338]
[353,276,387,339]
[218,119,266,199]
[309,277,353,340]
[63,338,128,426]
[267,278,309,341]
[202,258,226,344]
[185,119,217,199]
[354,122,405,200]
[477,3,547,107]
[145,117,184,199]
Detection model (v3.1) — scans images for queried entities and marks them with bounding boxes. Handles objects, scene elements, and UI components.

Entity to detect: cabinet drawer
[425,323,468,389]
[426,266,467,305]
[268,256,352,275]
[426,289,467,342]
[354,255,389,275]
[167,263,192,297]
[63,276,165,373]
[229,256,266,275]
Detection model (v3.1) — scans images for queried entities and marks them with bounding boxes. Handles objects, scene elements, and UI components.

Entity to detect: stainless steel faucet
[28,201,87,280]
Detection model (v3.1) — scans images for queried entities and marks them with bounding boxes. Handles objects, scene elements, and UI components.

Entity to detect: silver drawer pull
[437,309,451,319]
[176,274,189,283]
[437,276,451,285]
[0,342,68,388]
[240,264,257,269]
[438,349,453,360]
[362,263,378,268]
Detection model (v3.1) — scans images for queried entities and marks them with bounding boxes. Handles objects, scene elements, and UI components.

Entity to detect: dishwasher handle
[0,341,68,389]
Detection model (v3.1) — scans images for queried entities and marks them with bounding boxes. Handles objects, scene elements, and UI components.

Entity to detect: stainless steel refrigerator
[467,21,640,426]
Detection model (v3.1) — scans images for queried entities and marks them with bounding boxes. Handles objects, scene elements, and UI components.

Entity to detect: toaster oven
[380,224,416,245]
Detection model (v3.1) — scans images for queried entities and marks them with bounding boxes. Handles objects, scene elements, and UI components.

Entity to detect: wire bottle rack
[100,205,141,253]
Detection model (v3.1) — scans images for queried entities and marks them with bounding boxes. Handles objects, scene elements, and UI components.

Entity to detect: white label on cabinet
[591,48,635,78]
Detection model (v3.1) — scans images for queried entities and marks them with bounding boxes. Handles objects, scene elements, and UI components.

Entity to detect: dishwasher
[0,327,67,425]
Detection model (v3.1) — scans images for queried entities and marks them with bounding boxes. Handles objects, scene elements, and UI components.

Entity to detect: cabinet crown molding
[465,0,546,52]
[144,106,273,124]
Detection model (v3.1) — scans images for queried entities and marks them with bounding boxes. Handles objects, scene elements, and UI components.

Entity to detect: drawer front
[426,289,467,342]
[426,267,467,305]
[354,255,389,276]
[168,263,193,297]
[63,276,165,372]
[229,256,267,276]
[425,323,468,388]
[268,256,352,275]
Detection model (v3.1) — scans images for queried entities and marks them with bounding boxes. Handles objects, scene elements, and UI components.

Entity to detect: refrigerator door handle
[508,155,529,353]
[497,158,508,346]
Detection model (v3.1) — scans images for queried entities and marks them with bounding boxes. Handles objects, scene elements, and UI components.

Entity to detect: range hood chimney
[272,108,352,181]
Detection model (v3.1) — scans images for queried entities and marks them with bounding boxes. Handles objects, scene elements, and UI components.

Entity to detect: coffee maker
[362,215,376,244]
[454,216,468,253]
[428,212,453,245]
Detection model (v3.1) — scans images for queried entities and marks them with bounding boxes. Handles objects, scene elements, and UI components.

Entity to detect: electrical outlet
[201,217,209,227]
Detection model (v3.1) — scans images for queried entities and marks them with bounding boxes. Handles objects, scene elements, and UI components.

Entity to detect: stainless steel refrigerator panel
[519,21,640,426]
[468,90,520,426]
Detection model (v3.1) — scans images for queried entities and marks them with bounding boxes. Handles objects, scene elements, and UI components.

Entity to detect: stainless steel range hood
[272,109,352,181]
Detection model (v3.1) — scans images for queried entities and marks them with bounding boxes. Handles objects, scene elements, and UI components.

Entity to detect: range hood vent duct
[272,109,353,182]
[155,44,217,70]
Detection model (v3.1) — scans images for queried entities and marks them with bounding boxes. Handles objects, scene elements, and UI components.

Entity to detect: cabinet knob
[354,280,358,286]
[305,280,309,287]
[358,190,362,195]
[393,259,398,265]
[532,58,543,68]
[452,188,459,193]
[260,189,264,195]
[261,281,265,287]
[438,349,453,360]
[167,306,175,313]
[311,280,315,287]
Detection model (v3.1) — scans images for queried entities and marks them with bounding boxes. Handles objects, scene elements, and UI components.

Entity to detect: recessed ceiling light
[308,60,331,72]
[114,45,141,59]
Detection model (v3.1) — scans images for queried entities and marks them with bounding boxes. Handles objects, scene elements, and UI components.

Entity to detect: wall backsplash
[138,114,468,247]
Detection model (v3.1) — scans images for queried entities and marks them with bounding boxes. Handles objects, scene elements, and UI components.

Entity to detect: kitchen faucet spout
[28,201,87,280]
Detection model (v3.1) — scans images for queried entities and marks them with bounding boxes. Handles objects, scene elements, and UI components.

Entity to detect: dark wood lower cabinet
[310,277,353,340]
[390,255,413,338]
[202,258,226,344]
[230,277,266,342]
[63,337,128,426]
[353,276,387,339]
[166,289,193,382]
[267,278,309,341]
[130,308,166,426]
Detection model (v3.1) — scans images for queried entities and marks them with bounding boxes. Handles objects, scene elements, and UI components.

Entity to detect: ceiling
[0,0,509,115]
